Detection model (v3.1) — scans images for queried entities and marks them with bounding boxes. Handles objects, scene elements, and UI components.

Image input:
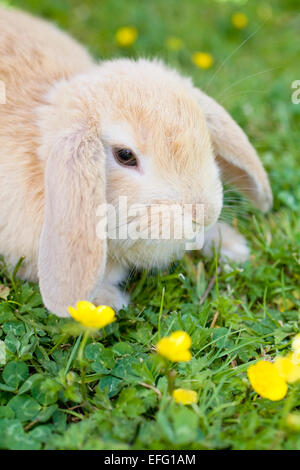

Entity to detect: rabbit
[0,7,272,317]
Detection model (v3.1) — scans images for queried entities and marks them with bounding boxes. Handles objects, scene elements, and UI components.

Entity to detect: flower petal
[275,355,300,383]
[173,388,197,405]
[248,360,288,401]
[68,302,116,329]
[156,331,192,362]
[169,331,192,349]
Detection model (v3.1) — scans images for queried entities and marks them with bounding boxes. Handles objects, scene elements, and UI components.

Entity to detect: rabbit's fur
[0,7,272,316]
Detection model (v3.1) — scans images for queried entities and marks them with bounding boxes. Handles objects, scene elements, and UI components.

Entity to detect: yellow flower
[115,26,138,47]
[247,360,288,401]
[68,301,116,329]
[166,36,183,51]
[274,354,300,384]
[292,334,300,353]
[156,330,192,362]
[232,12,248,29]
[173,388,197,405]
[192,52,213,70]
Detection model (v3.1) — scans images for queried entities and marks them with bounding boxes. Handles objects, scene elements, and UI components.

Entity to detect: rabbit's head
[37,59,272,315]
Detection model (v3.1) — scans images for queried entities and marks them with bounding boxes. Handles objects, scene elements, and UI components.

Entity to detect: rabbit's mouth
[101,198,220,268]
[108,237,187,270]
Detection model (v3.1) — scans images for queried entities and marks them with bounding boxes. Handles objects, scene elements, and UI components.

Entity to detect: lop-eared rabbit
[0,8,272,316]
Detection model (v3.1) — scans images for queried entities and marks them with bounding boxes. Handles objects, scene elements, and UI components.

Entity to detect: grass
[0,0,300,450]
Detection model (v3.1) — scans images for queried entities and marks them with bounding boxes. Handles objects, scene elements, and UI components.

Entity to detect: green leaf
[157,404,199,445]
[172,406,199,445]
[17,283,43,310]
[112,342,134,356]
[18,331,37,358]
[115,388,146,418]
[84,343,104,361]
[138,420,162,445]
[0,406,14,419]
[132,361,155,383]
[28,424,53,443]
[63,384,82,403]
[0,340,6,366]
[37,404,58,423]
[100,349,116,369]
[93,388,113,410]
[31,377,61,406]
[156,409,175,443]
[4,331,20,354]
[8,395,41,422]
[211,328,234,350]
[0,419,40,450]
[52,410,67,433]
[2,321,25,336]
[130,323,153,344]
[136,388,157,411]
[84,343,110,373]
[277,191,298,210]
[0,382,16,392]
[0,304,15,323]
[18,373,44,395]
[90,362,109,374]
[112,417,138,441]
[111,356,141,383]
[84,343,115,370]
[98,376,123,398]
[2,361,29,389]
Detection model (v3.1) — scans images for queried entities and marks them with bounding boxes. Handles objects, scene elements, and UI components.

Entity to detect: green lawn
[0,0,300,450]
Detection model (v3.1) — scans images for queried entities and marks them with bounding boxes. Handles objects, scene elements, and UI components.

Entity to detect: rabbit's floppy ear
[38,81,107,316]
[194,88,272,212]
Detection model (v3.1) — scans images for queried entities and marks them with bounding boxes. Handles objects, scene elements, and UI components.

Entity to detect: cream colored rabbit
[0,7,272,316]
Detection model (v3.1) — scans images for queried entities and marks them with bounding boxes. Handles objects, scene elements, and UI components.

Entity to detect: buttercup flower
[232,12,248,29]
[192,52,213,69]
[166,36,183,51]
[115,26,138,47]
[68,301,116,329]
[274,354,300,383]
[173,388,197,405]
[156,330,192,362]
[247,360,288,401]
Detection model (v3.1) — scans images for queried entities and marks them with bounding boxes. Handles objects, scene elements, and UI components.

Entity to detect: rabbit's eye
[113,148,138,167]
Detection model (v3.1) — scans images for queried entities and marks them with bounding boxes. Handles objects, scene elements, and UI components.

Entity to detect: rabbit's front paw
[93,285,130,312]
[203,222,250,263]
